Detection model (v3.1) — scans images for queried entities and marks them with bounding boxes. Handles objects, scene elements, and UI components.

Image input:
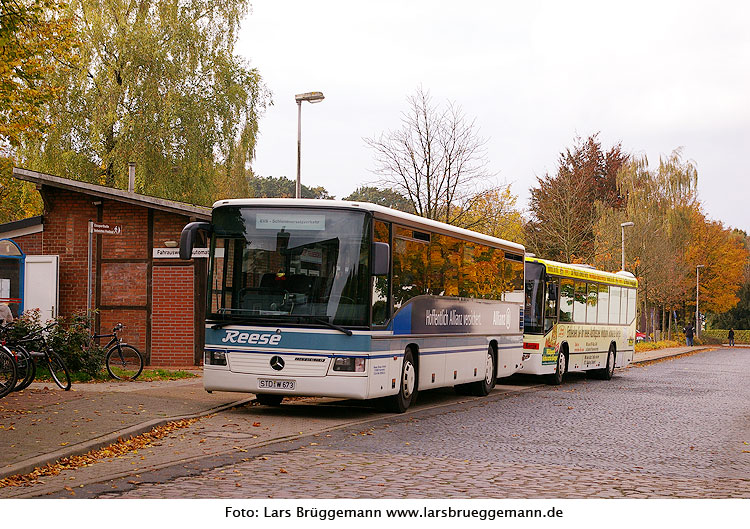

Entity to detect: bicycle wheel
[0,346,18,398]
[12,346,36,392]
[47,351,71,391]
[106,345,144,380]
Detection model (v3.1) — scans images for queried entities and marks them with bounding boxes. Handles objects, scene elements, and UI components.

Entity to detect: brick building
[1,167,211,367]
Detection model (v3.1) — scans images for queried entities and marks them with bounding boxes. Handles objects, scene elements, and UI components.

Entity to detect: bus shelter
[0,238,25,318]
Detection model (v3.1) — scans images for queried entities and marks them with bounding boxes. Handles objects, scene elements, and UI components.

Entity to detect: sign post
[87,222,122,313]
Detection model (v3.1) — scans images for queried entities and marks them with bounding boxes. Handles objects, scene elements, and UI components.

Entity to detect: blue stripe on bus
[205,343,520,359]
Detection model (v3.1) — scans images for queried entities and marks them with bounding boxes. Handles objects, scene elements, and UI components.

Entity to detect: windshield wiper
[312,317,353,336]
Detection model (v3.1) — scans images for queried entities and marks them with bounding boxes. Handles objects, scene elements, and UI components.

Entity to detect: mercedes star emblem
[270,356,285,371]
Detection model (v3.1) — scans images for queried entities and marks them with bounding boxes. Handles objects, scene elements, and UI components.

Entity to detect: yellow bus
[522,257,638,384]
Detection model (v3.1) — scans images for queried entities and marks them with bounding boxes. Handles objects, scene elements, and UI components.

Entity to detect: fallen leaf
[279,468,288,474]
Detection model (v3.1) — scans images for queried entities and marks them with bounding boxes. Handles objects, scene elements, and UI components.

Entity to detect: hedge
[703,329,750,344]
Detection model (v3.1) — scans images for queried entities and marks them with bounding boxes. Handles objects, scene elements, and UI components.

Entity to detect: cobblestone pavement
[94,347,750,499]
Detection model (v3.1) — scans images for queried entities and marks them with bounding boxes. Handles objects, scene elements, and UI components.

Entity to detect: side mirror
[179,221,211,260]
[371,242,390,276]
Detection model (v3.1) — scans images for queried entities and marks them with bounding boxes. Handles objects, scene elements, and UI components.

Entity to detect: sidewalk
[0,377,252,479]
[632,344,714,364]
[0,344,717,481]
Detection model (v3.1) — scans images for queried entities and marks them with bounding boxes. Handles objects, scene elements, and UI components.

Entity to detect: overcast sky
[237,0,750,233]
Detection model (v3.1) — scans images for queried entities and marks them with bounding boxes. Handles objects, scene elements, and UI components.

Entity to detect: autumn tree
[0,0,77,221]
[711,230,750,329]
[525,134,628,263]
[16,0,269,206]
[365,86,494,228]
[460,186,525,243]
[0,0,77,151]
[594,150,747,337]
[684,212,748,316]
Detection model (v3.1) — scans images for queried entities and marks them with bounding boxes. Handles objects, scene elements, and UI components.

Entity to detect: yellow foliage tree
[684,210,748,314]
[459,186,525,244]
[0,0,77,150]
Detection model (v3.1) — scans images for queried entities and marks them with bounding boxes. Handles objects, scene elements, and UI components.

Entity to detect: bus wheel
[548,350,565,385]
[389,348,418,413]
[471,346,497,396]
[256,394,283,406]
[601,345,616,380]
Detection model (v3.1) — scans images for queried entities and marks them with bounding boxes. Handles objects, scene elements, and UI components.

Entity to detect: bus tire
[256,394,283,406]
[471,345,497,396]
[389,348,418,413]
[548,348,566,385]
[600,345,616,380]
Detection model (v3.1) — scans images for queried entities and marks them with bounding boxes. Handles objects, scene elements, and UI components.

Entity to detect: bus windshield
[208,207,371,327]
[524,261,545,334]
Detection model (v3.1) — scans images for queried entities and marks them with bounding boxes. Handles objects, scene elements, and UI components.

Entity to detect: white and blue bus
[180,199,525,412]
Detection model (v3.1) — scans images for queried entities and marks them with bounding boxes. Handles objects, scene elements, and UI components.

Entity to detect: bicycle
[95,323,144,380]
[3,322,71,391]
[0,342,18,399]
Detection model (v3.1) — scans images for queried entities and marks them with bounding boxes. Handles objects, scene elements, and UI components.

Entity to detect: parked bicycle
[95,323,144,380]
[0,341,18,398]
[1,322,71,391]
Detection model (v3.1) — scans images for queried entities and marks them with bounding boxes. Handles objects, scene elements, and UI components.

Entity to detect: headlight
[333,357,365,372]
[205,350,227,366]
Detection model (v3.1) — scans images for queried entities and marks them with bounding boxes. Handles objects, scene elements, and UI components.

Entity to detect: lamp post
[696,264,705,339]
[295,91,325,199]
[620,221,634,271]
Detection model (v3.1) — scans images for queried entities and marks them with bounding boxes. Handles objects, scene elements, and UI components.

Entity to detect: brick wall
[151,266,194,367]
[13,231,42,255]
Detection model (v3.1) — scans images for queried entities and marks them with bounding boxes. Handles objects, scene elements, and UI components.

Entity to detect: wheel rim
[108,347,143,380]
[48,353,70,390]
[608,350,615,376]
[484,352,494,385]
[558,352,566,375]
[402,360,415,398]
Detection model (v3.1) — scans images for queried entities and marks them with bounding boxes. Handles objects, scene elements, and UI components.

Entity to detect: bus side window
[597,284,609,324]
[559,278,574,322]
[586,283,598,324]
[545,280,559,332]
[573,281,587,323]
[609,286,621,324]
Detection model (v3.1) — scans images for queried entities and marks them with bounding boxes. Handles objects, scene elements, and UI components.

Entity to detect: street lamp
[696,264,705,339]
[620,221,634,271]
[295,91,325,199]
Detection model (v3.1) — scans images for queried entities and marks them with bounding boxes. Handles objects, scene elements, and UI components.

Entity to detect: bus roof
[526,256,638,288]
[212,198,525,254]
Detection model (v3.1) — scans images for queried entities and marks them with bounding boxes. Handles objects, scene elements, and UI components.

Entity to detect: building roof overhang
[12,167,211,220]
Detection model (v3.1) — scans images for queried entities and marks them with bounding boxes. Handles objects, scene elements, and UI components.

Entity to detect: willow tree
[17,0,268,206]
[595,150,701,336]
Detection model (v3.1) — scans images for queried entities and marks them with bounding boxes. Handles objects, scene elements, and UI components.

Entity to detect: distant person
[729,328,735,347]
[684,323,694,347]
[0,302,13,325]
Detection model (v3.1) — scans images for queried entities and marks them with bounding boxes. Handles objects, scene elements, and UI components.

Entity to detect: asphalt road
[81,346,750,499]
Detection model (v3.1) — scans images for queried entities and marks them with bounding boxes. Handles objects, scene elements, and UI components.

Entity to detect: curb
[0,397,255,480]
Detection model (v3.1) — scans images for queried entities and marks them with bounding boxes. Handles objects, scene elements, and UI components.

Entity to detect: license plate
[258,379,296,390]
